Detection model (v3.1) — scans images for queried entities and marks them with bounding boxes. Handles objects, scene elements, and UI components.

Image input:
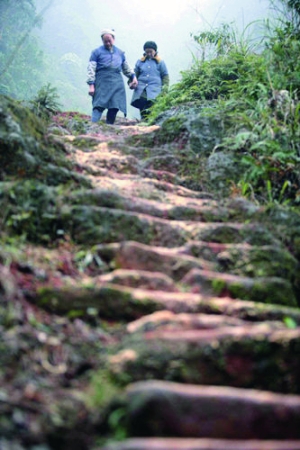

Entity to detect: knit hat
[101,28,115,38]
[143,41,157,52]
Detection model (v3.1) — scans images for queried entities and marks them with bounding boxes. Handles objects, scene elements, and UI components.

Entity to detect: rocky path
[2,114,300,450]
[63,119,300,449]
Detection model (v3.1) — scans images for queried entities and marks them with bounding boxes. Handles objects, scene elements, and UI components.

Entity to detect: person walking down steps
[130,41,169,120]
[87,28,138,124]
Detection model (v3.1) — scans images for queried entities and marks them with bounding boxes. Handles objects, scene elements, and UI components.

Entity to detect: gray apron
[93,68,127,115]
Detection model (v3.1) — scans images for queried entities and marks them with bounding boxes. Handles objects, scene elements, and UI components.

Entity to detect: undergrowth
[148,0,300,206]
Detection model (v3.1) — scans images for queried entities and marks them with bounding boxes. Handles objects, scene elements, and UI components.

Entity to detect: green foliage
[0,180,64,243]
[0,0,46,99]
[74,248,105,273]
[264,15,300,93]
[283,316,298,328]
[107,407,128,441]
[149,41,268,120]
[191,22,238,60]
[149,3,300,206]
[87,368,131,446]
[87,369,122,408]
[29,82,62,119]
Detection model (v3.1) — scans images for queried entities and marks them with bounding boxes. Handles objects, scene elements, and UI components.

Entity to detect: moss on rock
[107,328,300,393]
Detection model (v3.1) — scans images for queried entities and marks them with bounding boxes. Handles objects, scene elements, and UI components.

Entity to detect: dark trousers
[106,108,118,124]
[138,97,154,119]
[92,107,119,124]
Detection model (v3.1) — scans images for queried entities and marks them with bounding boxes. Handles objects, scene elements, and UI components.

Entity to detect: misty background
[32,0,271,119]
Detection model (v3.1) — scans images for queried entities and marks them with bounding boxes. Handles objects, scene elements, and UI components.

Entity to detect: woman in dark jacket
[131,41,169,119]
[87,28,137,124]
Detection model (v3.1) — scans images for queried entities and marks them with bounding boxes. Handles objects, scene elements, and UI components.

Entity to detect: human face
[102,34,115,50]
[144,48,156,59]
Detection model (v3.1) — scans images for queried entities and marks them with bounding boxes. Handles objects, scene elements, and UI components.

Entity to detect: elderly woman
[87,28,137,124]
[130,41,169,119]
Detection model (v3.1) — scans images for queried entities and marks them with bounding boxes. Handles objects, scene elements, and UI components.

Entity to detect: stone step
[126,311,283,334]
[62,204,280,246]
[62,205,192,246]
[138,150,183,173]
[74,146,140,174]
[99,270,179,292]
[69,187,223,222]
[180,269,297,307]
[140,168,189,185]
[188,222,280,246]
[80,170,208,200]
[178,241,298,282]
[108,381,300,440]
[101,438,300,450]
[97,267,297,308]
[107,326,300,393]
[96,241,216,281]
[35,282,300,323]
[95,240,296,284]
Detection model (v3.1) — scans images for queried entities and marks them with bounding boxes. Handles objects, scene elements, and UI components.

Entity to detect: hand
[129,79,138,90]
[88,85,95,96]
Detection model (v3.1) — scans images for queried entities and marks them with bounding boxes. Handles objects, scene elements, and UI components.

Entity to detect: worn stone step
[99,270,179,292]
[107,326,300,393]
[138,150,183,173]
[62,203,280,246]
[101,438,300,450]
[108,381,300,440]
[71,145,185,183]
[181,269,297,307]
[62,205,189,246]
[96,244,297,308]
[35,282,300,324]
[81,169,209,200]
[69,188,225,222]
[126,310,283,334]
[140,168,189,185]
[96,241,216,281]
[98,266,297,309]
[178,241,298,282]
[188,222,281,246]
[76,147,140,174]
[61,205,190,246]
[95,240,294,284]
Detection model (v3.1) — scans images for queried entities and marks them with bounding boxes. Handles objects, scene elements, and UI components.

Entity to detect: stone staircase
[48,120,300,449]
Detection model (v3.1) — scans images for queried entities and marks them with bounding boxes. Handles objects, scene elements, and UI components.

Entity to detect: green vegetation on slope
[148,0,300,206]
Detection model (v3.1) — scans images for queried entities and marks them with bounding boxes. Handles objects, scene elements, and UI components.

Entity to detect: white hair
[101,29,115,38]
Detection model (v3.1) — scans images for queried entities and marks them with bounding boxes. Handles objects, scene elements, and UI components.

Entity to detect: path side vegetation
[149,0,300,206]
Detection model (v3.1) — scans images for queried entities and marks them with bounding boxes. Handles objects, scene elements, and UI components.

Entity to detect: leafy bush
[148,1,300,206]
[0,180,64,243]
[29,83,62,120]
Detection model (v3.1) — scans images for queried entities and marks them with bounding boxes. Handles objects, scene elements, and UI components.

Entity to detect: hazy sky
[84,0,271,82]
[106,0,270,27]
[122,0,194,25]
